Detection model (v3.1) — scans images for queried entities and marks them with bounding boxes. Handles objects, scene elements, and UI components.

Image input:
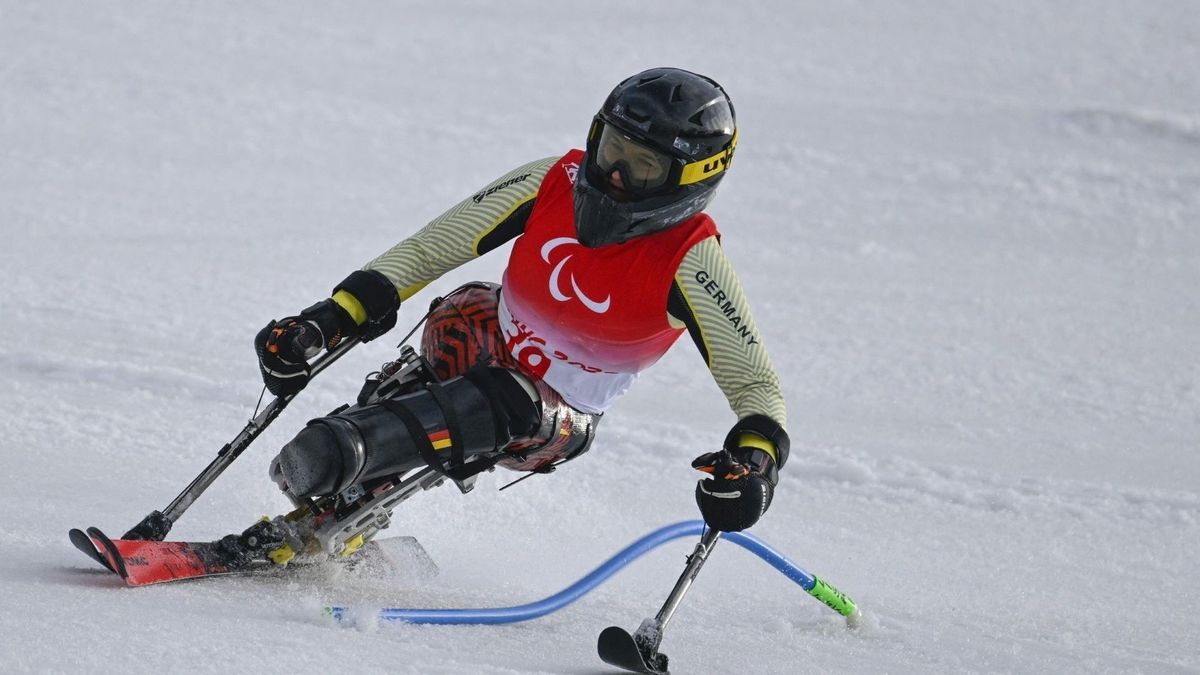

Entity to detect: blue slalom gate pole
[326,520,858,626]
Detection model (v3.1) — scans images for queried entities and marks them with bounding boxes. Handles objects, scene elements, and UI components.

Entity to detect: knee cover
[273,368,539,498]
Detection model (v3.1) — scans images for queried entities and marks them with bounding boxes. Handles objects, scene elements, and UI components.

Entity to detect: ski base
[598,626,669,675]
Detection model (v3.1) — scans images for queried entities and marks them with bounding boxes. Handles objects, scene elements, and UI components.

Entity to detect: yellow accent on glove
[738,432,778,464]
[331,289,367,325]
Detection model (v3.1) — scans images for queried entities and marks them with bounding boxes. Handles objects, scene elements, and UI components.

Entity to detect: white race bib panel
[498,292,636,414]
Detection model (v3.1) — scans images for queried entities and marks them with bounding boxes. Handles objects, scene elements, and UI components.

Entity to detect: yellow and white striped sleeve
[364,156,557,301]
[669,236,788,429]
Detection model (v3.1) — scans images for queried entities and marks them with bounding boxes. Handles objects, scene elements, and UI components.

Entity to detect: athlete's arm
[668,236,789,463]
[256,157,557,394]
[331,156,556,323]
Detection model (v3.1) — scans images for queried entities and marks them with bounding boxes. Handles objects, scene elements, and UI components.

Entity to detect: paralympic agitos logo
[540,237,611,314]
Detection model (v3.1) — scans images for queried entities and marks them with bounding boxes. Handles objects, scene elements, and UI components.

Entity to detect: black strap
[378,379,504,483]
[462,367,511,441]
[378,399,447,479]
[424,382,464,471]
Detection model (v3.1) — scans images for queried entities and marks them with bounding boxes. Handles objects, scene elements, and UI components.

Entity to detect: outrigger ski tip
[598,625,668,675]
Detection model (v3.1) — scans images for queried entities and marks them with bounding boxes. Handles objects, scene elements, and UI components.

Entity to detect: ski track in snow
[1059,107,1200,148]
[804,444,1199,528]
[2,1,1199,673]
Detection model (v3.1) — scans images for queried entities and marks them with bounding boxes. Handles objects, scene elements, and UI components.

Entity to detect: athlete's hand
[255,299,354,396]
[254,270,400,397]
[692,448,777,532]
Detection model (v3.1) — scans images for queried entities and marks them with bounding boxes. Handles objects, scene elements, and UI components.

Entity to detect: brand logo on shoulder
[563,162,579,185]
[541,237,611,314]
[473,173,532,204]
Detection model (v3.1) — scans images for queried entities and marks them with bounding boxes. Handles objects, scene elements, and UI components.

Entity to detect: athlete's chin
[603,185,635,203]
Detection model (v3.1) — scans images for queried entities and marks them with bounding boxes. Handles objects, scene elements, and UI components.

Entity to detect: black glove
[693,447,778,532]
[255,299,355,396]
[255,270,401,397]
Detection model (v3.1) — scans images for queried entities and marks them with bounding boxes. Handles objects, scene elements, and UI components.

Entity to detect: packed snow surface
[1,2,1197,673]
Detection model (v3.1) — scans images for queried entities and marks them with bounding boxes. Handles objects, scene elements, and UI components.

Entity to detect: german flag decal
[428,429,452,451]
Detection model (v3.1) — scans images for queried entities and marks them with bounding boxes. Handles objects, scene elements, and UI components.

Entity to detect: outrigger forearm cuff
[332,270,401,342]
[724,414,790,470]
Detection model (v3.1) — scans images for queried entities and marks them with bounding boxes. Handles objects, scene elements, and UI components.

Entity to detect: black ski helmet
[574,67,737,248]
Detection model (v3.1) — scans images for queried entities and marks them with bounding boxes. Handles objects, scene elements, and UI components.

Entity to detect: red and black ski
[70,524,436,587]
[70,527,246,586]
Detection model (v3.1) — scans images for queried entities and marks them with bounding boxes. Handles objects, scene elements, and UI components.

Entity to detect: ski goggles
[585,118,737,198]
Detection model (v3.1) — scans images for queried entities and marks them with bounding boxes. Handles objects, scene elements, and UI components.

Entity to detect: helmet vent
[626,107,652,123]
[669,83,685,103]
[637,74,664,86]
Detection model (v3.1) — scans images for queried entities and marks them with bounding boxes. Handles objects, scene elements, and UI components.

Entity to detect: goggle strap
[679,129,738,186]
